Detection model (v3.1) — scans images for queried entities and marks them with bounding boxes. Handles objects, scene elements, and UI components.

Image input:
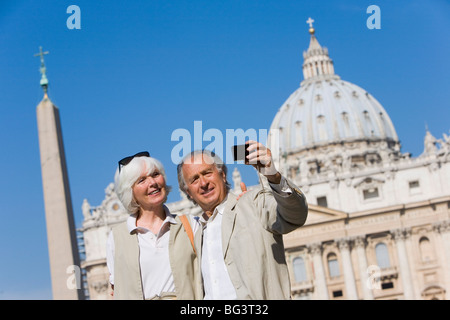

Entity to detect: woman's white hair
[114,156,171,215]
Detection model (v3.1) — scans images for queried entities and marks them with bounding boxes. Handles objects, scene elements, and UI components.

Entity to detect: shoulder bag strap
[179,215,196,255]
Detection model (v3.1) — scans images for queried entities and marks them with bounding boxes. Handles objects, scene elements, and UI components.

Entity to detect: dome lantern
[302,18,338,84]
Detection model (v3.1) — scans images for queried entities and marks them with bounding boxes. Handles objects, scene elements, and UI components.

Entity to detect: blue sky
[0,0,448,299]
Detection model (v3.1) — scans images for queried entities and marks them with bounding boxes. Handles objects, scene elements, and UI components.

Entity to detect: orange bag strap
[179,215,196,255]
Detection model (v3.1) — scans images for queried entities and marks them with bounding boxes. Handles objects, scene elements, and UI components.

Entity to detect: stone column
[354,236,374,300]
[433,220,450,295]
[37,96,84,300]
[336,238,358,299]
[391,228,415,300]
[308,242,329,299]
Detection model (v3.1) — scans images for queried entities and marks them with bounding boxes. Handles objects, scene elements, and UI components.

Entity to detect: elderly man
[177,140,308,300]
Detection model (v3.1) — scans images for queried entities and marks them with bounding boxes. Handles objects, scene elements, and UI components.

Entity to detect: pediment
[304,204,348,225]
[353,176,384,188]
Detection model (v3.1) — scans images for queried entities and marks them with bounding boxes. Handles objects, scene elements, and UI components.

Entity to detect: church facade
[79,22,450,300]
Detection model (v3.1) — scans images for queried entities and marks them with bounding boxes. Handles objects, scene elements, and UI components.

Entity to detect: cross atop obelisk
[34,46,50,96]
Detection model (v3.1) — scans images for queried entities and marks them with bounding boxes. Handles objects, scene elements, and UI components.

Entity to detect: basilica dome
[269,23,399,155]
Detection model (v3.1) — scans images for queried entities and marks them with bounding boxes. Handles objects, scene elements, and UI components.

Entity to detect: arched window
[419,237,433,262]
[327,253,340,278]
[375,243,390,269]
[293,257,307,283]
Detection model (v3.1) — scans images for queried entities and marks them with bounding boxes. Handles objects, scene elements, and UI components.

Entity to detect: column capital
[433,220,450,234]
[353,236,367,249]
[307,242,323,255]
[390,228,412,241]
[336,237,351,251]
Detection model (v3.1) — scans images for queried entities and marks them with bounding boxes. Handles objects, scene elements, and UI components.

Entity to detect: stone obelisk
[35,47,85,300]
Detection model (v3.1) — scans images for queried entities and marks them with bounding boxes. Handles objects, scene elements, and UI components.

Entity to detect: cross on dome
[306,17,315,34]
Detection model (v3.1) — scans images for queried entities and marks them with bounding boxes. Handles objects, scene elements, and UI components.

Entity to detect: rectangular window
[317,196,328,207]
[409,180,420,189]
[332,290,343,298]
[363,188,379,200]
[408,180,421,195]
[381,282,394,290]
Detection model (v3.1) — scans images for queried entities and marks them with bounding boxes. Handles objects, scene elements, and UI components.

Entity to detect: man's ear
[221,170,227,183]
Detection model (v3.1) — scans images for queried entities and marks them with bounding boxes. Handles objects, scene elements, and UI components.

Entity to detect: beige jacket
[112,215,203,300]
[195,177,308,300]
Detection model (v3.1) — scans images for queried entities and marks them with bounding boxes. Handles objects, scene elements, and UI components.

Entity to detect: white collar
[199,194,228,225]
[126,205,177,234]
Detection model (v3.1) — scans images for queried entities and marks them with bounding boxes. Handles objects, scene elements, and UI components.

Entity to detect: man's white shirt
[200,195,237,300]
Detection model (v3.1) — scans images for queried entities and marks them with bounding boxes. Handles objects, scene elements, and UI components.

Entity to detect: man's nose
[199,176,208,187]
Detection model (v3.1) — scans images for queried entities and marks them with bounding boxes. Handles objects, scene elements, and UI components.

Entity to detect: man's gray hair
[177,149,230,203]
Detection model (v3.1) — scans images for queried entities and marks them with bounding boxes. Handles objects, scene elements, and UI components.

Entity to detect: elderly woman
[106,152,202,300]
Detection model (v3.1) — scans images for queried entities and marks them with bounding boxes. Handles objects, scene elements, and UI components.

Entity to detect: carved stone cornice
[291,280,314,296]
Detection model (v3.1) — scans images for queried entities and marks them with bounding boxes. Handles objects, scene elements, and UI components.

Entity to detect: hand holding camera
[232,140,280,183]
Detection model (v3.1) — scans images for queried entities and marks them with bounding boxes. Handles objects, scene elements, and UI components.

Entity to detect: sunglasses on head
[118,151,150,172]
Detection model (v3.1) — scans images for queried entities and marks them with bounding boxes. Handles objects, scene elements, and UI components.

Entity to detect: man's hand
[245,140,281,184]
